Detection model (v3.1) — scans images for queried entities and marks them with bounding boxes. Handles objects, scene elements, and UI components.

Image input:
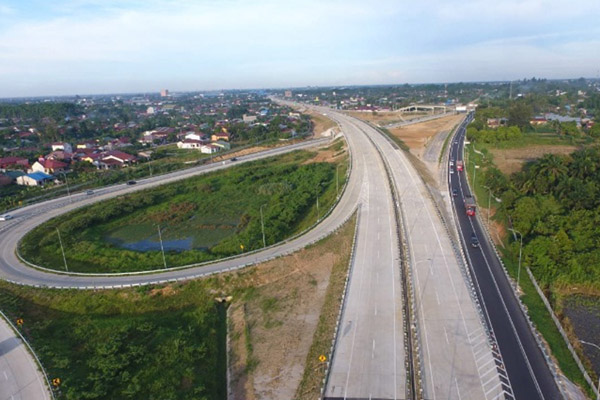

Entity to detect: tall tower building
[160,89,169,97]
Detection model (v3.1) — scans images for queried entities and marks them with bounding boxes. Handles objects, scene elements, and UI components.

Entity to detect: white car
[0,214,13,221]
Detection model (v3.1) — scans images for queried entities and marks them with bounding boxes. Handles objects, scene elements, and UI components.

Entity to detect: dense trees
[487,147,600,288]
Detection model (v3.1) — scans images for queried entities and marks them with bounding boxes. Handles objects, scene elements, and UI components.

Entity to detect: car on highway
[450,168,454,174]
[230,157,237,162]
[470,232,479,247]
[126,180,137,185]
[452,188,458,197]
[0,214,12,221]
[449,160,454,166]
[86,190,94,195]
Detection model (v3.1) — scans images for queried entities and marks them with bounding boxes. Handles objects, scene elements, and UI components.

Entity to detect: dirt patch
[388,114,463,159]
[346,110,426,125]
[306,111,337,137]
[303,141,347,165]
[228,217,354,399]
[149,285,177,297]
[490,145,578,175]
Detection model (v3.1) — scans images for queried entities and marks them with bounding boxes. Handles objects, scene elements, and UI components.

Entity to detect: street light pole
[508,228,523,287]
[60,172,71,202]
[56,228,68,272]
[580,340,600,400]
[336,164,339,197]
[260,204,266,248]
[157,225,167,269]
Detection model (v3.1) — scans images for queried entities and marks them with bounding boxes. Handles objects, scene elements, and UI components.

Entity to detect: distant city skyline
[0,0,599,97]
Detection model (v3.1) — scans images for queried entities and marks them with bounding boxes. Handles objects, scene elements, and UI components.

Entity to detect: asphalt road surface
[0,317,51,400]
[449,114,563,400]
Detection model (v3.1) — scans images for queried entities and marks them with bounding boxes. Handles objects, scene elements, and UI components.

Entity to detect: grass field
[20,146,349,273]
[0,281,228,400]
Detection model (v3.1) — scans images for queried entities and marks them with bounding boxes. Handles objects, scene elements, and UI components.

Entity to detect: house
[200,144,220,154]
[31,159,68,174]
[51,142,73,153]
[243,114,257,123]
[212,140,231,150]
[486,118,507,129]
[46,150,72,161]
[0,156,29,171]
[184,132,210,142]
[16,172,54,186]
[177,139,204,149]
[530,117,548,126]
[97,158,123,169]
[211,132,230,142]
[77,140,97,149]
[101,150,137,166]
[3,170,25,184]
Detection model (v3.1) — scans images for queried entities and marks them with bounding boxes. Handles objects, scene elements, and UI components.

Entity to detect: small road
[383,111,456,129]
[449,114,563,399]
[0,317,51,400]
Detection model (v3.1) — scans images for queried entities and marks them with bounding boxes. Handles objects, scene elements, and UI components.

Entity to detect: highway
[0,103,565,400]
[449,114,563,399]
[0,316,51,400]
[338,114,507,400]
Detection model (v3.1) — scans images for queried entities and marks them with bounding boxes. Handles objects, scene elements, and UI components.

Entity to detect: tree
[508,101,533,130]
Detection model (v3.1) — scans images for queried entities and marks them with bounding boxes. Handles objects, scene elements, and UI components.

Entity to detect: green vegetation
[20,149,348,273]
[0,281,227,400]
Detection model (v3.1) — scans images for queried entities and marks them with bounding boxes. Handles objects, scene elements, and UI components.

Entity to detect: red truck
[456,160,464,172]
[465,196,476,216]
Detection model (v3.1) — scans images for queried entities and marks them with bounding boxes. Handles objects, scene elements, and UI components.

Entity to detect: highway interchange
[0,106,566,399]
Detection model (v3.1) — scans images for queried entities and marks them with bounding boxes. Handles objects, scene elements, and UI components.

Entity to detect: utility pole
[60,172,71,202]
[316,187,320,221]
[580,340,600,400]
[336,164,340,197]
[508,228,523,287]
[260,204,266,248]
[56,228,68,272]
[157,225,167,269]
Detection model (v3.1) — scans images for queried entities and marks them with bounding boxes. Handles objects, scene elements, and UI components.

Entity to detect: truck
[465,196,476,216]
[456,160,464,172]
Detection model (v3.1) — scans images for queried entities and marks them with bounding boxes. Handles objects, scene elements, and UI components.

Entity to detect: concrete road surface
[0,317,51,400]
[324,114,406,399]
[349,114,508,400]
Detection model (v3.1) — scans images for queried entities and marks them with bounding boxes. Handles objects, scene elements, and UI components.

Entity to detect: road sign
[319,354,326,362]
[16,318,23,326]
[52,378,61,387]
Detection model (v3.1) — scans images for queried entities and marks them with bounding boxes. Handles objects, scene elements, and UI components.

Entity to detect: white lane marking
[374,305,378,316]
[377,232,380,240]
[435,291,440,305]
[443,326,450,345]
[372,339,376,359]
[455,377,463,400]
[4,370,7,380]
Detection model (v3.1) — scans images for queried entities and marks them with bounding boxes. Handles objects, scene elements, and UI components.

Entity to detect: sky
[0,0,599,97]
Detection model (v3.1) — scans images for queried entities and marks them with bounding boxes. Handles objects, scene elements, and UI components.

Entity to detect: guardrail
[0,309,55,399]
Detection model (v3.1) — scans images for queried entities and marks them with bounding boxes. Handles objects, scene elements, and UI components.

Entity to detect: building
[101,150,137,165]
[177,139,204,149]
[284,90,292,98]
[31,159,68,174]
[211,132,230,142]
[51,142,73,153]
[530,117,548,126]
[243,114,257,123]
[212,140,231,150]
[0,156,30,171]
[201,144,220,154]
[16,172,54,186]
[160,89,169,97]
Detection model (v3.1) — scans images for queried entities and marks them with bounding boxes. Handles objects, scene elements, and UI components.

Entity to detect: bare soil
[388,114,463,159]
[490,145,579,175]
[346,110,425,124]
[303,141,347,165]
[228,218,354,399]
[306,111,337,137]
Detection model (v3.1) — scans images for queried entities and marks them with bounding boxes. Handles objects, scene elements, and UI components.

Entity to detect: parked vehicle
[127,180,137,185]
